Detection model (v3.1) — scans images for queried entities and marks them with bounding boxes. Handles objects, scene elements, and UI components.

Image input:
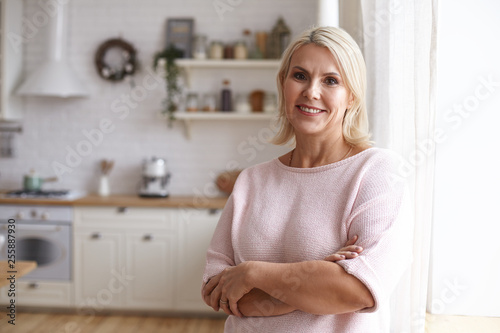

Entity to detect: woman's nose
[303,81,321,100]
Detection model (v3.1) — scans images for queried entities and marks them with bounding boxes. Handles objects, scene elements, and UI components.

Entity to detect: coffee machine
[138,157,171,197]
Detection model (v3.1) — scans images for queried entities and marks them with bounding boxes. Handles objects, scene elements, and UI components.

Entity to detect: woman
[202,26,411,332]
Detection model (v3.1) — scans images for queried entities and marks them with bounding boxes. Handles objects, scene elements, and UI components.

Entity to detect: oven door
[0,221,71,281]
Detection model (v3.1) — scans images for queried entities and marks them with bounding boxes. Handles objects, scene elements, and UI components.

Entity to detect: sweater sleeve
[336,154,413,313]
[202,193,236,284]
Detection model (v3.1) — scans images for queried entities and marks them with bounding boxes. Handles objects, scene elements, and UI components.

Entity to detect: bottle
[221,80,232,112]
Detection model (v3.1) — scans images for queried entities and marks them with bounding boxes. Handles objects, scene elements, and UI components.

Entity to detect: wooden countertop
[0,261,37,288]
[0,194,228,209]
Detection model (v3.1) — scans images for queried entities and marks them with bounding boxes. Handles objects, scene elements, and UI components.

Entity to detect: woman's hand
[202,262,255,317]
[324,235,363,262]
[202,272,224,312]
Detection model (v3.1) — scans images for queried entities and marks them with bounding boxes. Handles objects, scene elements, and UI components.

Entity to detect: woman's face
[283,44,353,140]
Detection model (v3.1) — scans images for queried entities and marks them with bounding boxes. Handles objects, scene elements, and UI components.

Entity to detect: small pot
[23,173,58,191]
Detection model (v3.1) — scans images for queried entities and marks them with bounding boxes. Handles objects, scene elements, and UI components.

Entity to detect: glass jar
[234,41,248,60]
[235,93,251,113]
[186,93,199,112]
[224,43,234,59]
[263,92,277,113]
[201,93,217,112]
[192,35,208,59]
[209,41,224,59]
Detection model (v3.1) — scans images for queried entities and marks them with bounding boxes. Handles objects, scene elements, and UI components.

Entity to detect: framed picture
[166,18,194,58]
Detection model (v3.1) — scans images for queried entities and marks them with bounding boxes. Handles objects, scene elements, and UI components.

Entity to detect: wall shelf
[170,59,280,139]
[176,59,281,88]
[174,112,277,139]
[176,59,281,69]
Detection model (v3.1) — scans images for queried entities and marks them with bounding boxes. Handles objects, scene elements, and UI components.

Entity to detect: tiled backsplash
[0,0,317,195]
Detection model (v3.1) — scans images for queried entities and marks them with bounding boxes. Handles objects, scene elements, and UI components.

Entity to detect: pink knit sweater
[203,148,412,332]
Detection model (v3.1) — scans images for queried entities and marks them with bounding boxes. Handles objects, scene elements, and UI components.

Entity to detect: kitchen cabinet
[73,206,219,313]
[74,207,176,311]
[0,202,222,313]
[125,231,175,310]
[174,208,221,312]
[0,0,23,120]
[0,281,73,307]
[74,230,124,308]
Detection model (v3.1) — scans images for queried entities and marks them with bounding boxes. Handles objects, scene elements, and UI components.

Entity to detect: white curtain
[359,1,438,332]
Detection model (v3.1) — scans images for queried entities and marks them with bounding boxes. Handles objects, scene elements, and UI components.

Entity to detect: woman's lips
[296,105,326,115]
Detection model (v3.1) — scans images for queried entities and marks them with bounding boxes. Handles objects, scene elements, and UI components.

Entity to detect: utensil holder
[98,175,110,197]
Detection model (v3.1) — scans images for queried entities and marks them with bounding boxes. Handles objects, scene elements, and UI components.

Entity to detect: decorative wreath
[95,38,137,81]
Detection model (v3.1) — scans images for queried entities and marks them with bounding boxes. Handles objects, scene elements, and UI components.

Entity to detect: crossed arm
[202,235,374,317]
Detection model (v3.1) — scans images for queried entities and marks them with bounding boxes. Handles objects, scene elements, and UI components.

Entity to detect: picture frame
[166,18,194,58]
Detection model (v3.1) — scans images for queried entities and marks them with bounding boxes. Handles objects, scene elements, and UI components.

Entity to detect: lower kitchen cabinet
[125,232,175,309]
[175,209,221,312]
[74,230,124,309]
[73,206,219,313]
[74,207,176,311]
[0,281,73,307]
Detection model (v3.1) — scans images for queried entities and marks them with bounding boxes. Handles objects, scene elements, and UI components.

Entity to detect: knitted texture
[203,148,412,333]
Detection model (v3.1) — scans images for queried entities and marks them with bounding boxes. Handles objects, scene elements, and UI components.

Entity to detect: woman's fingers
[341,245,363,253]
[344,234,358,247]
[324,243,364,262]
[229,299,242,318]
[209,284,221,311]
[324,253,346,262]
[220,299,233,316]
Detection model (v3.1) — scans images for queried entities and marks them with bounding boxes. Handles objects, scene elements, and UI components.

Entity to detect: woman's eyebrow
[292,65,340,77]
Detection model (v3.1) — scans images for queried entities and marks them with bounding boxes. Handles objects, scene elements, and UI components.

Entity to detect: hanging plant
[153,44,183,125]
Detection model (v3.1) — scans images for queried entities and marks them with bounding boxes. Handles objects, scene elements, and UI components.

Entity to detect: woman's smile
[296,104,327,115]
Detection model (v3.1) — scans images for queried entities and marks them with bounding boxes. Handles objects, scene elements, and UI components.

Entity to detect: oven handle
[1,224,62,232]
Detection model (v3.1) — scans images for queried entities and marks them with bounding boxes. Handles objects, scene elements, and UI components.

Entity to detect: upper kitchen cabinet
[0,0,23,120]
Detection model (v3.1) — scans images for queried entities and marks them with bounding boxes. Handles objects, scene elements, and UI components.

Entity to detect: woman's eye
[325,77,338,85]
[293,72,306,80]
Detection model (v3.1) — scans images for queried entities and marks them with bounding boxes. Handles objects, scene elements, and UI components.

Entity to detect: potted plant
[153,44,183,124]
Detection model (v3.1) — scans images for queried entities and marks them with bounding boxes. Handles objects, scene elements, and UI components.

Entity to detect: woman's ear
[347,93,355,109]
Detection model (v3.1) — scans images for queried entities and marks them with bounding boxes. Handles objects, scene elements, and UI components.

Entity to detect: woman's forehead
[290,44,341,73]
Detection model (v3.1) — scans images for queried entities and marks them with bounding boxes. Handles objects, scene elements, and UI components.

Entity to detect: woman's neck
[290,135,353,168]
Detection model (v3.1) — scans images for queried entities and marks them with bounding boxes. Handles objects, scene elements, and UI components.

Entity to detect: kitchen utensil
[138,157,171,198]
[23,170,58,191]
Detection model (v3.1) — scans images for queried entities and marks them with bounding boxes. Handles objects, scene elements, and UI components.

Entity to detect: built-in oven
[0,205,72,281]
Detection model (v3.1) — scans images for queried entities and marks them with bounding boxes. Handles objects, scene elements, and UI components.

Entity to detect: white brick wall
[0,0,318,195]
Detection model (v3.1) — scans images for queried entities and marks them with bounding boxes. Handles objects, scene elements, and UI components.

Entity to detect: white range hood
[16,0,88,98]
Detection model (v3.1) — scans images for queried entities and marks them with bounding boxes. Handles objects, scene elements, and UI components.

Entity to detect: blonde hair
[272,26,371,146]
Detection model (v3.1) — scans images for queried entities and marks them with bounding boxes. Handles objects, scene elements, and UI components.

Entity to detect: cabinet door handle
[91,232,102,239]
[29,282,39,289]
[209,209,220,215]
[117,207,128,214]
[143,234,153,241]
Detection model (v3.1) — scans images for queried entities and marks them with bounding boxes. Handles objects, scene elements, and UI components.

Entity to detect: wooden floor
[1,311,500,332]
[0,312,226,333]
[426,313,500,333]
